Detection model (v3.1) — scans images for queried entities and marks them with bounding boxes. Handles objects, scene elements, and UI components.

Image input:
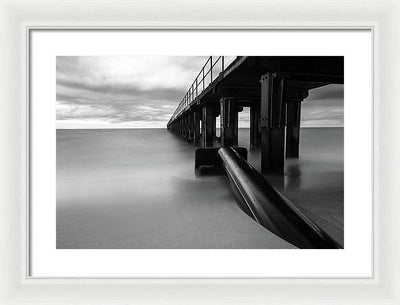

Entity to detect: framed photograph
[1,0,399,304]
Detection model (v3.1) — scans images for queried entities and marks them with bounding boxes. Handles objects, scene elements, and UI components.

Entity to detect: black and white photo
[56,56,344,249]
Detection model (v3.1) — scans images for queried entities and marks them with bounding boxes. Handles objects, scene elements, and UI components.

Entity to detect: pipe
[218,147,341,249]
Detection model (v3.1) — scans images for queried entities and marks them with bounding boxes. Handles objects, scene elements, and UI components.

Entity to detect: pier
[167,56,344,248]
[167,56,343,172]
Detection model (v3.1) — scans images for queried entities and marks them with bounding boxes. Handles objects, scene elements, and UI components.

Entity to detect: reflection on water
[285,160,302,189]
[238,128,344,194]
[57,128,343,249]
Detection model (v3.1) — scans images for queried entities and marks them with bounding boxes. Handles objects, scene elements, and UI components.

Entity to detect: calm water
[57,128,343,248]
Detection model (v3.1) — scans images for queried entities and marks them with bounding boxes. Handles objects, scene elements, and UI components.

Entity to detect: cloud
[57,81,185,107]
[56,56,209,128]
[305,84,344,100]
[301,84,344,127]
[56,56,344,128]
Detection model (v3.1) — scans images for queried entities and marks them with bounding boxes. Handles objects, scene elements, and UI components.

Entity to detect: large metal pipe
[218,147,341,249]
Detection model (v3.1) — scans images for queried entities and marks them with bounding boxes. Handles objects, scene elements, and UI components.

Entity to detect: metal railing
[168,56,229,125]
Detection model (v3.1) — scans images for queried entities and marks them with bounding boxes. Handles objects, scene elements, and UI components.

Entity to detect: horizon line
[56,126,344,130]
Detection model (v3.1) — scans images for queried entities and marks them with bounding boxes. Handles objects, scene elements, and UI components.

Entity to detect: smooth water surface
[57,128,343,248]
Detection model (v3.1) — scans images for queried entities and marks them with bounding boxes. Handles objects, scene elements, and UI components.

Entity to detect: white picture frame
[0,0,399,304]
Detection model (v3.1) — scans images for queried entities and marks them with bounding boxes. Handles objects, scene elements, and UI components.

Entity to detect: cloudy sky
[56,56,343,129]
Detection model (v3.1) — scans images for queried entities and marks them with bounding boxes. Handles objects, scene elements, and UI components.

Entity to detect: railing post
[210,56,213,82]
[202,68,205,90]
[169,56,239,137]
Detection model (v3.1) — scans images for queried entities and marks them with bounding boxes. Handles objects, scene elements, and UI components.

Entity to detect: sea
[56,128,343,249]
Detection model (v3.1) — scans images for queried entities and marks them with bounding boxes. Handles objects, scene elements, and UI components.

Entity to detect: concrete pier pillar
[180,118,184,138]
[250,105,261,150]
[191,113,195,140]
[193,111,201,144]
[187,114,192,140]
[201,104,215,147]
[220,97,239,147]
[182,117,185,138]
[260,72,286,174]
[234,107,240,146]
[286,101,301,158]
[185,115,189,139]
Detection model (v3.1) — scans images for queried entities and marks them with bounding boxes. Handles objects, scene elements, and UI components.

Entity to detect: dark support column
[234,106,241,146]
[260,72,286,174]
[181,117,185,138]
[187,114,192,140]
[220,98,239,147]
[191,113,195,140]
[202,104,215,147]
[250,105,261,150]
[181,118,184,138]
[185,115,189,139]
[286,101,301,158]
[183,116,187,138]
[213,107,219,144]
[193,111,201,144]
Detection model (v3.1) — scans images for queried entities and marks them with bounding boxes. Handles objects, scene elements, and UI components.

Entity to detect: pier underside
[167,56,344,174]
